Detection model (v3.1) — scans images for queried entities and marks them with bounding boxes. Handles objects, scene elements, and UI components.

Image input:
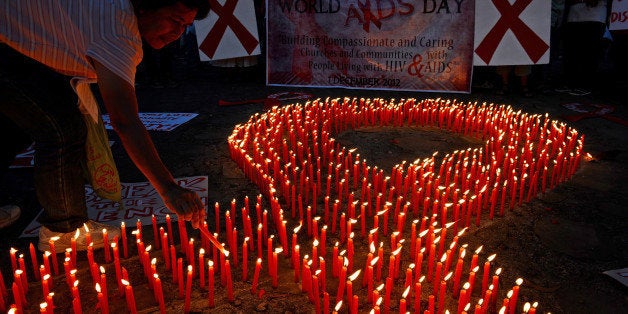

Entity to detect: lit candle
[184,265,193,313]
[208,261,215,307]
[121,279,137,314]
[95,283,108,314]
[399,286,410,314]
[121,222,128,259]
[102,229,111,263]
[481,254,496,295]
[154,274,166,314]
[508,278,523,314]
[199,248,205,288]
[272,248,282,288]
[152,215,159,249]
[252,258,262,294]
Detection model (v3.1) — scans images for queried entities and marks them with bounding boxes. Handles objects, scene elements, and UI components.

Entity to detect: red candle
[72,297,82,314]
[177,258,184,299]
[184,265,193,313]
[151,215,159,249]
[225,260,234,301]
[121,279,137,314]
[272,248,282,288]
[208,261,215,307]
[41,274,50,297]
[17,256,27,293]
[399,286,410,313]
[154,275,166,314]
[121,222,128,259]
[95,283,108,314]
[252,258,262,294]
[103,229,111,263]
[508,278,523,314]
[71,280,80,306]
[29,243,40,281]
[199,248,206,288]
[482,254,496,295]
[10,247,18,273]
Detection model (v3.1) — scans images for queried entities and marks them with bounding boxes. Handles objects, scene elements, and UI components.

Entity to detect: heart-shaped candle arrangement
[228,97,584,313]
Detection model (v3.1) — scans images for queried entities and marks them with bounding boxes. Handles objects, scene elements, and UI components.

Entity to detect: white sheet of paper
[102,112,198,131]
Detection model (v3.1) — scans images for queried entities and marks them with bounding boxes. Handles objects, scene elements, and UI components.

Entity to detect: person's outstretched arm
[92,58,205,228]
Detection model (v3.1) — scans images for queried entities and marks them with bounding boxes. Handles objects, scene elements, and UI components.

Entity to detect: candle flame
[71,269,77,275]
[457,227,468,237]
[208,260,214,267]
[402,285,411,299]
[40,303,47,310]
[74,229,80,239]
[419,229,429,237]
[293,223,302,233]
[463,282,470,290]
[472,266,479,273]
[145,245,152,252]
[376,296,383,306]
[444,272,453,281]
[95,283,101,293]
[516,278,524,285]
[187,265,193,272]
[507,290,513,298]
[199,248,205,255]
[440,253,447,263]
[100,266,105,274]
[151,258,157,266]
[499,306,507,314]
[533,302,538,308]
[376,283,385,291]
[74,280,79,287]
[370,228,379,235]
[343,257,349,267]
[51,236,60,242]
[45,251,51,257]
[370,257,379,266]
[275,248,283,254]
[121,279,129,286]
[154,273,159,280]
[391,246,402,256]
[83,223,90,232]
[475,245,483,254]
[348,270,361,281]
[524,302,531,313]
[14,269,22,275]
[334,301,343,311]
[313,239,319,246]
[419,275,425,283]
[487,253,496,262]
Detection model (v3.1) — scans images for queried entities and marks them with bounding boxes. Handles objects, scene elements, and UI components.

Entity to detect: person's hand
[161,185,206,229]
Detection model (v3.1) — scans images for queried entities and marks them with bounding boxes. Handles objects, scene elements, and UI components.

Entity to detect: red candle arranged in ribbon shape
[121,279,137,314]
[208,260,215,307]
[184,265,193,313]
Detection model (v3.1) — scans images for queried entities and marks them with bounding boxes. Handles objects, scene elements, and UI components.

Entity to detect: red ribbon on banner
[199,0,259,59]
[475,0,549,64]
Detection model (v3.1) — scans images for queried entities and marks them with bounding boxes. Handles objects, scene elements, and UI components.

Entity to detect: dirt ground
[1,58,627,314]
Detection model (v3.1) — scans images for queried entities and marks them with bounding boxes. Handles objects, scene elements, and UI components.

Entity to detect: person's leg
[0,45,89,233]
[514,65,533,97]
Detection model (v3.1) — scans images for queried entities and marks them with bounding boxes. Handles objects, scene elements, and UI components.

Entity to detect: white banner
[102,112,198,131]
[195,0,261,61]
[20,176,208,237]
[610,0,628,30]
[474,0,550,65]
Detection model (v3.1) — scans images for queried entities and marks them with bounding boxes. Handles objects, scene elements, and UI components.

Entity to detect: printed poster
[195,0,261,61]
[474,0,550,65]
[610,0,628,31]
[20,176,208,238]
[267,0,476,93]
[102,113,198,132]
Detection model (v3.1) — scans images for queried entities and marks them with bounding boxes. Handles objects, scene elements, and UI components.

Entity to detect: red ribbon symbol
[358,0,382,33]
[199,0,260,59]
[475,0,549,64]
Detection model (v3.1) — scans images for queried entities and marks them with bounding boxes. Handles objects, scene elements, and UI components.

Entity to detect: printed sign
[195,0,261,61]
[11,142,114,169]
[102,113,198,132]
[474,0,550,65]
[610,0,628,30]
[267,0,476,92]
[20,176,208,238]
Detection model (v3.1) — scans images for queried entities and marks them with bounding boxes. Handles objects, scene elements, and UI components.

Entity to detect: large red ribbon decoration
[199,0,259,59]
[475,0,549,64]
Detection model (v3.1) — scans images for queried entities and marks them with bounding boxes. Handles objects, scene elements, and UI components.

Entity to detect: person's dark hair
[132,0,210,20]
